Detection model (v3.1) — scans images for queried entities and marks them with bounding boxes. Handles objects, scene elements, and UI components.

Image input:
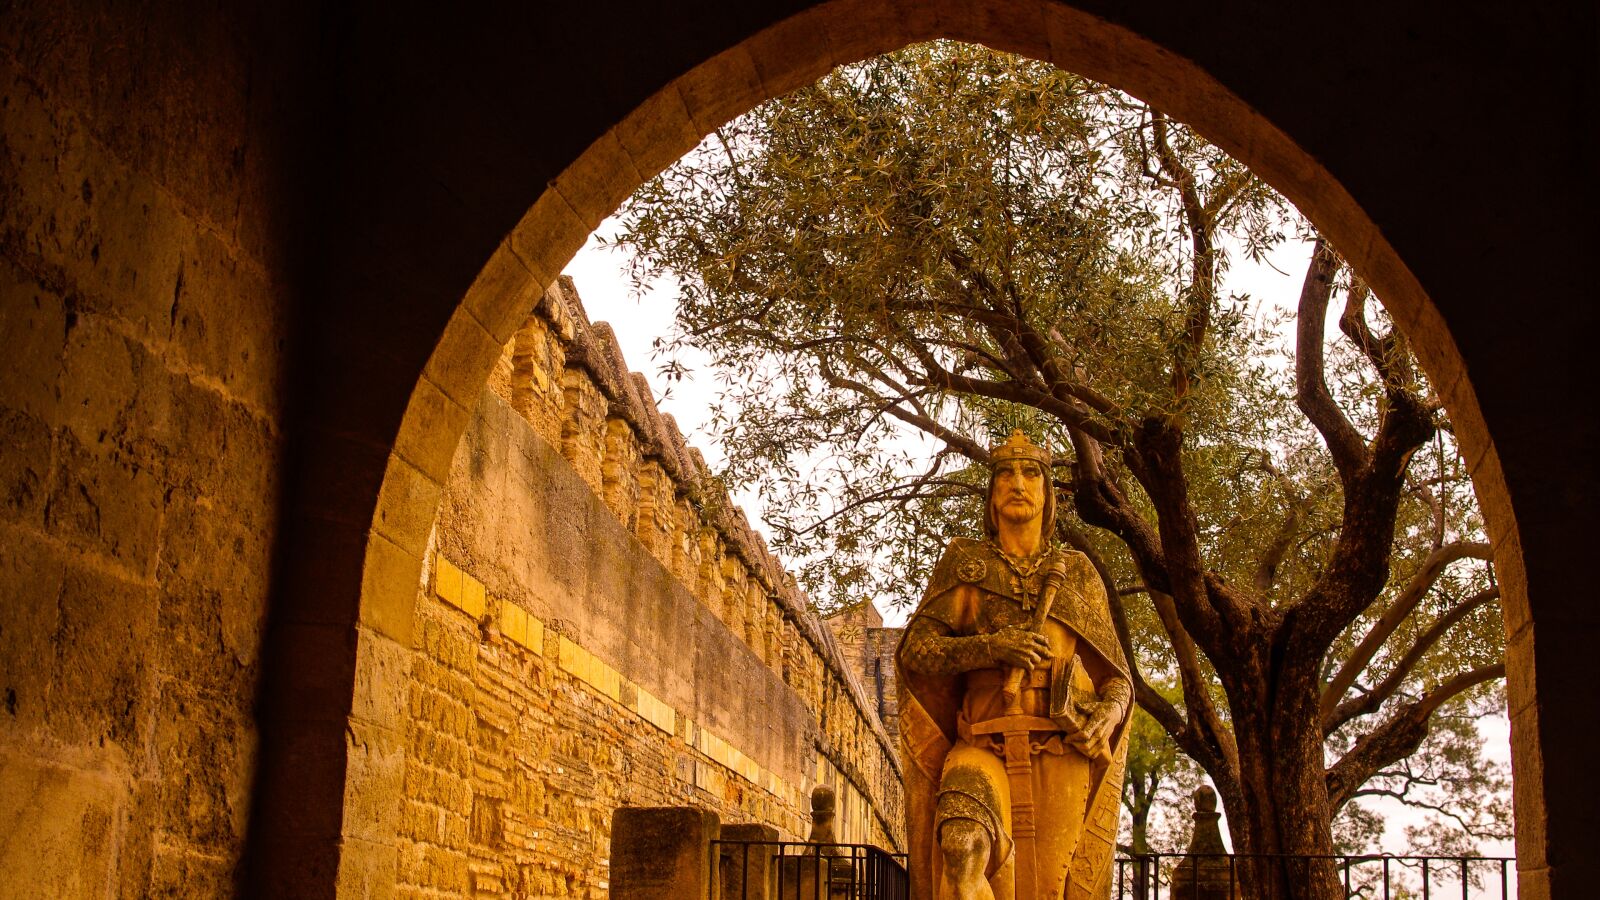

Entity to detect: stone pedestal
[773,785,854,899]
[775,855,854,900]
[1169,787,1239,900]
[611,806,721,900]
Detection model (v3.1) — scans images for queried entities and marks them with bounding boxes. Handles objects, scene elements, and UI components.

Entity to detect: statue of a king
[896,430,1132,900]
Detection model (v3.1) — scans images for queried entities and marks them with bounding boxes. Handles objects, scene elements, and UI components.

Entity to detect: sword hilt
[1000,558,1070,714]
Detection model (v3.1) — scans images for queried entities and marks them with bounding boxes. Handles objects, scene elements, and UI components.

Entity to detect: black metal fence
[1114,852,1516,899]
[712,840,909,900]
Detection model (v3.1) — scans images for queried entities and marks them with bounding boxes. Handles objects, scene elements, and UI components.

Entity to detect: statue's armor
[897,538,1132,900]
[912,539,1127,673]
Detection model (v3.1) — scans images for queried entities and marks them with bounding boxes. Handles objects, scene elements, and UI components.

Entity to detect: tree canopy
[611,41,1507,897]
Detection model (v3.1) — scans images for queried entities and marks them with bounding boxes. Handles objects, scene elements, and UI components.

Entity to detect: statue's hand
[1067,699,1120,759]
[987,626,1052,670]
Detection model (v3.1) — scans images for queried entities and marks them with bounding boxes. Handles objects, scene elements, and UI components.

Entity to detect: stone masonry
[394,277,904,898]
[826,602,904,751]
[0,13,289,895]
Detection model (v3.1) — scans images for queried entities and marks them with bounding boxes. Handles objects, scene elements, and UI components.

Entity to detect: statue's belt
[957,657,1106,760]
[956,713,1084,761]
[967,667,1052,690]
[969,715,1060,736]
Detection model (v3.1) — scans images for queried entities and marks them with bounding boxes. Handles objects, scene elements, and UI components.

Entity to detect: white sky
[563,162,1515,882]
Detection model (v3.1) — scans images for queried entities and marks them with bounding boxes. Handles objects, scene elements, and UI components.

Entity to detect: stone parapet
[492,277,902,833]
[610,807,722,900]
[399,275,905,896]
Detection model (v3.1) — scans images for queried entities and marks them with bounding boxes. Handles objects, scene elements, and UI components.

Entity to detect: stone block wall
[0,11,296,896]
[394,277,903,897]
[826,603,904,751]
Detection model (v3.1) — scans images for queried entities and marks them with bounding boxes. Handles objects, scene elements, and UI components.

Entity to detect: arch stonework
[305,3,1580,890]
[307,2,1590,895]
[0,0,1587,897]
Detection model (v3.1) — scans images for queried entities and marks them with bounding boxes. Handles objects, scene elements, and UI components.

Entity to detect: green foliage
[618,41,1291,610]
[1120,684,1205,854]
[611,39,1505,861]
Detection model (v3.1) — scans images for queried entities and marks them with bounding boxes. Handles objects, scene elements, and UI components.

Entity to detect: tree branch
[932,248,1123,421]
[1338,279,1416,395]
[939,246,1123,422]
[1325,662,1506,812]
[1129,420,1257,652]
[789,474,982,537]
[1059,521,1237,782]
[1067,428,1171,594]
[1059,525,1189,729]
[799,350,993,468]
[895,332,1122,446]
[1320,541,1493,725]
[1149,112,1216,403]
[1287,251,1439,654]
[1326,586,1500,733]
[1346,786,1512,841]
[1295,238,1368,477]
[1149,587,1240,776]
[1201,167,1254,223]
[1249,453,1325,594]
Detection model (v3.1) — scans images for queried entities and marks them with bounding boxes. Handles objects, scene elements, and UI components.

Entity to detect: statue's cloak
[896,538,1132,900]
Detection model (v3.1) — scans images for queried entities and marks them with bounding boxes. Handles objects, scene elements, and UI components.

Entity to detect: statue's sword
[1000,559,1068,713]
[986,559,1070,900]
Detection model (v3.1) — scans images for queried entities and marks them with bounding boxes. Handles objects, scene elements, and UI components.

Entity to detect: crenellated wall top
[497,276,904,823]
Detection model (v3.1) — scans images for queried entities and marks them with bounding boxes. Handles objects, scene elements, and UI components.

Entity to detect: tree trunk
[1219,660,1345,900]
[1129,804,1152,899]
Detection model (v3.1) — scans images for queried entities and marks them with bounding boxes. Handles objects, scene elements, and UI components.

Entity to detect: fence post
[721,823,780,900]
[611,806,722,900]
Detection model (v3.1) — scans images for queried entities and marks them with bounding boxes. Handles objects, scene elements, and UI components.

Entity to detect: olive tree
[612,41,1506,898]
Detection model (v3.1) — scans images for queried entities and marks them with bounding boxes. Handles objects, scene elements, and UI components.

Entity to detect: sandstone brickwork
[826,602,905,751]
[394,278,904,898]
[0,13,290,896]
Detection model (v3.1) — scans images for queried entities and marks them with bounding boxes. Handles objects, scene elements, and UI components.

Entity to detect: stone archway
[242,2,1588,896]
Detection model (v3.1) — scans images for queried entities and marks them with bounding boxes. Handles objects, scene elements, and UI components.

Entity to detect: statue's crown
[990,429,1051,467]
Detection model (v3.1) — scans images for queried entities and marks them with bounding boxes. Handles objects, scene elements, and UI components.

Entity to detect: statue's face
[991,458,1046,529]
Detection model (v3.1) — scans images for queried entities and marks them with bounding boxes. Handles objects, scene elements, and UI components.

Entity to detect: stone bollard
[720,822,779,900]
[611,806,721,900]
[805,785,840,850]
[776,786,854,900]
[1168,786,1239,900]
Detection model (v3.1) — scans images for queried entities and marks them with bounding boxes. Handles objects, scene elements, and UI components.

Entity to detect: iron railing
[1114,852,1516,899]
[713,839,908,900]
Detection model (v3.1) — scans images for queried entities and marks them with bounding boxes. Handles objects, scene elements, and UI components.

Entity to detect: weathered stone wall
[0,9,299,896]
[394,278,904,897]
[827,604,905,752]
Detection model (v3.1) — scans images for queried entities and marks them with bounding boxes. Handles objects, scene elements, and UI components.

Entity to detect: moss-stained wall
[395,279,904,897]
